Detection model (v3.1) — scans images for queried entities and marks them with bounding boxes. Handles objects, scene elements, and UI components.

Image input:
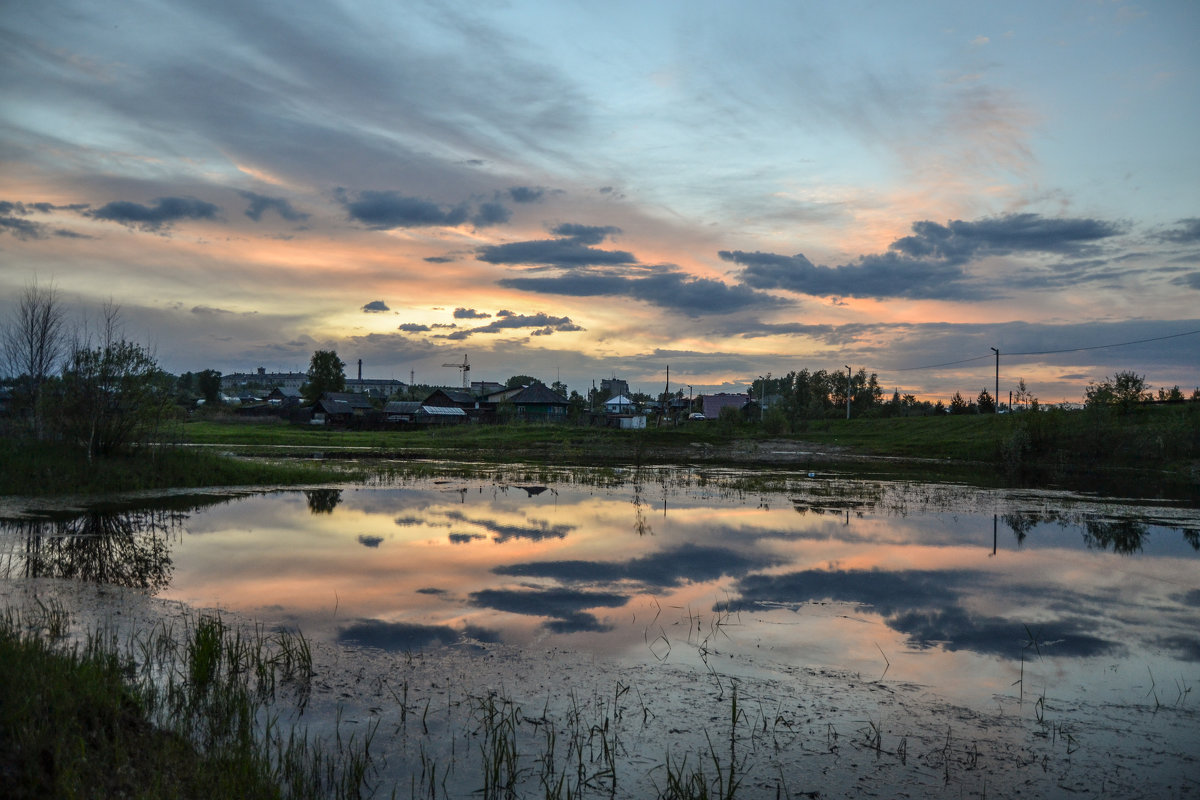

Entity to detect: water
[4,464,1198,796]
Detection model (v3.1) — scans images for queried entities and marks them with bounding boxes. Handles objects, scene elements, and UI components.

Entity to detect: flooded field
[3,464,1198,797]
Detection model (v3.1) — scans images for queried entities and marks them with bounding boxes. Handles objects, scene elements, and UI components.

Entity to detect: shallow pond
[3,464,1198,797]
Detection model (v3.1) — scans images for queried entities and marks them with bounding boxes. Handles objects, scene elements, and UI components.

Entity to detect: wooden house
[508,383,569,422]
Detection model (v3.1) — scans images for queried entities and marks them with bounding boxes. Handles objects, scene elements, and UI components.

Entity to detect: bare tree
[2,280,67,438]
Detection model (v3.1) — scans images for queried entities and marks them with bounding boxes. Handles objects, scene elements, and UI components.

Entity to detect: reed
[0,603,371,800]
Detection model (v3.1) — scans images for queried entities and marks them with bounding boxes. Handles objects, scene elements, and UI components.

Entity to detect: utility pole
[845,365,852,420]
[664,365,670,425]
[990,347,999,413]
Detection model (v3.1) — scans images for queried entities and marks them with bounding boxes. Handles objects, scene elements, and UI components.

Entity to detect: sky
[2,0,1198,402]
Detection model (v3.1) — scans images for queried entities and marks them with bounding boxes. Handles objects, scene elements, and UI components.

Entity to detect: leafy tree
[567,390,588,417]
[977,388,996,414]
[1085,371,1150,413]
[304,489,342,514]
[505,374,540,389]
[551,379,569,397]
[1157,385,1184,402]
[175,371,197,405]
[302,350,345,402]
[948,392,970,415]
[56,332,174,460]
[197,369,223,404]
[1014,377,1034,410]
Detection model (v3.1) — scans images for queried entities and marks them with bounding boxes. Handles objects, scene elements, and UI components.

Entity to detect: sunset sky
[2,0,1198,401]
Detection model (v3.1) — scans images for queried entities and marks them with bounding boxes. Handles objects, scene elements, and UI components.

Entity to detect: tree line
[2,282,174,460]
[6,281,1194,456]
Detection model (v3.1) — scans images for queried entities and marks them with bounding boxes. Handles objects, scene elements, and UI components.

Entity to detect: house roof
[269,386,302,398]
[419,405,467,416]
[510,383,568,405]
[383,401,421,414]
[483,386,525,402]
[605,394,634,406]
[316,397,353,415]
[423,388,476,405]
[322,392,374,409]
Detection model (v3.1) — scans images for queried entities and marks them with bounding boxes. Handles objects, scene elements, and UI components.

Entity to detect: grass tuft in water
[0,603,369,800]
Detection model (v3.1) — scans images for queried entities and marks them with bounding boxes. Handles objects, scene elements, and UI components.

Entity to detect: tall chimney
[357,359,362,381]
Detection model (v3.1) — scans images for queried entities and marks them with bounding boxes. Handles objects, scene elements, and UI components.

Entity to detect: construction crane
[442,353,470,388]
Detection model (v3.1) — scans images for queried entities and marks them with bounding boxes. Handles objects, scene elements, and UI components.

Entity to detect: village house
[507,383,570,421]
[603,394,636,414]
[311,392,375,425]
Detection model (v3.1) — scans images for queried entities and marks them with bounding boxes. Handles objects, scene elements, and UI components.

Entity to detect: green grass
[5,402,1195,497]
[177,404,1199,472]
[0,437,355,496]
[786,414,1004,461]
[0,604,371,800]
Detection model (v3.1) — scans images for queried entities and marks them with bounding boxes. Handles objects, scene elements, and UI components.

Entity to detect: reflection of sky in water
[5,475,1198,709]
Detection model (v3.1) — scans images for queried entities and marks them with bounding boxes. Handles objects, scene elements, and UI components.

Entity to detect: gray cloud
[337,619,489,650]
[722,249,975,300]
[1172,272,1200,290]
[890,214,1122,260]
[1159,218,1200,244]
[87,196,220,230]
[468,587,628,633]
[477,238,636,267]
[50,228,91,239]
[361,300,390,312]
[0,200,90,215]
[444,510,573,543]
[483,223,785,315]
[240,190,309,222]
[342,190,469,229]
[443,311,583,339]
[507,186,545,203]
[723,568,1121,659]
[499,271,785,316]
[496,544,777,589]
[0,216,45,240]
[397,322,430,332]
[722,214,1125,300]
[453,307,490,319]
[471,200,511,227]
[549,223,621,245]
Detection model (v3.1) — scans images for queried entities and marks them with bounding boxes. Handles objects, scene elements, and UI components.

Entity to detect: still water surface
[6,466,1198,713]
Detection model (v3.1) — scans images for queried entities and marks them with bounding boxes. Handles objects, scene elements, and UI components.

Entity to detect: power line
[893,328,1200,373]
[1005,328,1200,357]
[894,354,992,372]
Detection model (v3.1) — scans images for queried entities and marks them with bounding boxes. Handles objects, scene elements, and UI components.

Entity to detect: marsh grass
[0,604,372,800]
[0,436,356,496]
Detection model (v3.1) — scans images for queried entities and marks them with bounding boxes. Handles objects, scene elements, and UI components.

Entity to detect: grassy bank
[0,437,353,497]
[0,603,370,800]
[4,402,1195,497]
[179,404,1200,471]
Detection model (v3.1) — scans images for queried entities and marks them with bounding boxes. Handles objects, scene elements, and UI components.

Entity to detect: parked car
[687,412,706,420]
